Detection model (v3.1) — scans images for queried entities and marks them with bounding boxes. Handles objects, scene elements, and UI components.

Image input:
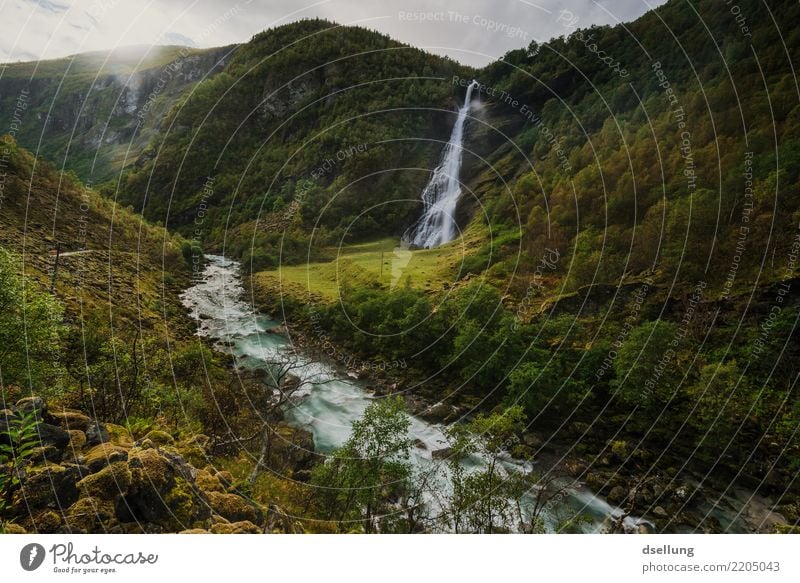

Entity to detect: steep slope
[471,0,800,298]
[0,139,318,534]
[0,44,232,183]
[239,0,800,530]
[116,19,471,261]
[0,134,189,328]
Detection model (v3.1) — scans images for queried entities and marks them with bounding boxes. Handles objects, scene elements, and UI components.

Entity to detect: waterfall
[405,80,478,248]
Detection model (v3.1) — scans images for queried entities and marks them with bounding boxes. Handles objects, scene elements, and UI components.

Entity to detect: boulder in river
[419,401,460,422]
[431,447,453,460]
[607,485,627,504]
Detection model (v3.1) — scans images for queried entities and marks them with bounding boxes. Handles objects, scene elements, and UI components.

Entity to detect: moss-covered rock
[128,447,173,491]
[49,409,91,432]
[29,445,63,463]
[16,396,47,417]
[121,448,212,531]
[195,468,224,493]
[162,476,200,528]
[29,510,62,533]
[105,424,133,448]
[17,463,83,508]
[64,496,116,532]
[268,423,317,471]
[77,462,132,499]
[2,398,279,534]
[83,443,129,472]
[85,421,109,447]
[67,429,87,453]
[2,523,27,534]
[34,423,71,449]
[215,470,234,490]
[210,520,260,534]
[144,430,174,447]
[206,491,258,523]
[176,443,207,468]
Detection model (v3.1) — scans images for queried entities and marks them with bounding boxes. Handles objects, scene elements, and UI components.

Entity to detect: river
[179,255,674,533]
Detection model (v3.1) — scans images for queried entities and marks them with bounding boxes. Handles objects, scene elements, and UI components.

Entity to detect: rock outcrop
[0,397,300,534]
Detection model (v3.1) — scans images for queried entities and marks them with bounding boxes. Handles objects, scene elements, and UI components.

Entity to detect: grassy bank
[251,221,488,303]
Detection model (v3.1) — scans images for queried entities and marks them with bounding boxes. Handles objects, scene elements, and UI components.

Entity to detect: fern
[0,410,41,530]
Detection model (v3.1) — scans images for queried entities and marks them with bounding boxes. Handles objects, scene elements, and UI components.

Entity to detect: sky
[0,0,666,67]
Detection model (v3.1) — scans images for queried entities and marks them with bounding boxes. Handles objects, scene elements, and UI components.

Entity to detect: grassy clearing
[254,221,487,301]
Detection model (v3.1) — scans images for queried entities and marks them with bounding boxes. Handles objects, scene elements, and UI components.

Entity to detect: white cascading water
[180,255,658,533]
[405,80,479,248]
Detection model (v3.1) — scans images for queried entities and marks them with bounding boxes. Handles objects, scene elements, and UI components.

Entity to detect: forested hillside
[244,0,800,528]
[0,133,213,419]
[0,137,318,532]
[0,44,231,182]
[1,0,798,533]
[116,19,470,266]
[474,0,800,296]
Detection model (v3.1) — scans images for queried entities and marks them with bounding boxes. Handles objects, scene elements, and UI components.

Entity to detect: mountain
[1,0,799,533]
[113,19,471,262]
[0,44,232,183]
[470,0,800,297]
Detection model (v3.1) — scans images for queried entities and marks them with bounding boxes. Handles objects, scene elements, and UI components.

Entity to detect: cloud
[1,0,666,66]
[159,31,197,47]
[26,0,69,14]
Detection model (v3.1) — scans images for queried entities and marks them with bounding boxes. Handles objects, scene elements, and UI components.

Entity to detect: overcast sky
[1,0,665,67]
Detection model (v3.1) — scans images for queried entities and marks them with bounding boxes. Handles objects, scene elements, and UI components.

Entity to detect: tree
[439,283,523,388]
[506,348,587,418]
[442,406,527,533]
[511,467,577,534]
[613,319,682,409]
[247,351,313,484]
[310,397,412,532]
[0,248,63,396]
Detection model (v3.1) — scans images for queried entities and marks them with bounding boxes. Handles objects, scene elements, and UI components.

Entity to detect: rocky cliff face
[0,45,233,182]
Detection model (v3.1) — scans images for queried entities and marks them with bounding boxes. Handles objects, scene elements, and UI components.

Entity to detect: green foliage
[310,397,412,532]
[0,410,40,528]
[471,0,800,295]
[62,313,228,431]
[439,283,523,387]
[181,241,203,268]
[507,350,583,416]
[0,248,64,395]
[612,319,683,408]
[443,406,529,533]
[241,247,278,274]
